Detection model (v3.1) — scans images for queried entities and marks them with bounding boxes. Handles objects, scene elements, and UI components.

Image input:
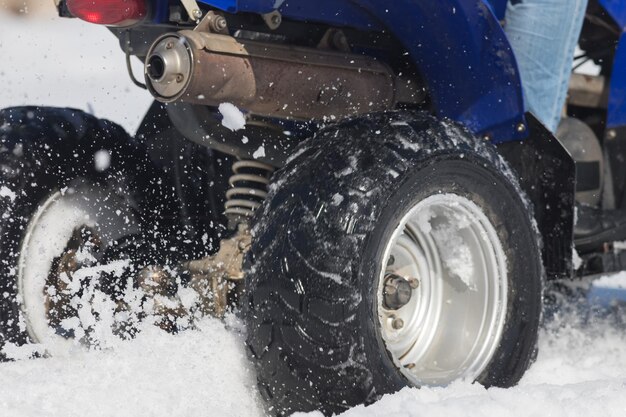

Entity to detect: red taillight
[66,0,147,27]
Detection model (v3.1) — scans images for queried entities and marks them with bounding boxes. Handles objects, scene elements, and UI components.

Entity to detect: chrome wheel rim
[17,184,139,355]
[377,193,508,386]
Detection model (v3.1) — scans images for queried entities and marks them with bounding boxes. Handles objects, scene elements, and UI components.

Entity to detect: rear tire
[0,107,164,358]
[244,112,543,416]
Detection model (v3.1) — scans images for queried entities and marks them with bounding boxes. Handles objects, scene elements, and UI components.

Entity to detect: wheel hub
[382,273,415,310]
[377,193,508,386]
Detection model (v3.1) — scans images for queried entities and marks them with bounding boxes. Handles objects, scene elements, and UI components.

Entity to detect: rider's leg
[505,0,588,133]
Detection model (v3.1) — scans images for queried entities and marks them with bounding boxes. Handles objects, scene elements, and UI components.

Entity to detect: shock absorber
[224,160,275,226]
[181,159,275,317]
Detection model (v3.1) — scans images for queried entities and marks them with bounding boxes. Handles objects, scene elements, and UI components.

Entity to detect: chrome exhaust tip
[145,33,192,100]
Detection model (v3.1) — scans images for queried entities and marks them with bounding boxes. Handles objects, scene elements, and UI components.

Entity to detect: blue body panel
[607,33,626,128]
[153,0,169,22]
[598,0,626,128]
[171,0,626,137]
[599,0,626,27]
[196,0,526,142]
[486,0,508,20]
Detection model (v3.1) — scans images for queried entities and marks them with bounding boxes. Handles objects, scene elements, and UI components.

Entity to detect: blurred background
[1,0,48,15]
[0,1,152,133]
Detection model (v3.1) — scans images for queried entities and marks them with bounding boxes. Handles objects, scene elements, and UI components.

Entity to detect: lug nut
[408,277,419,289]
[391,317,404,330]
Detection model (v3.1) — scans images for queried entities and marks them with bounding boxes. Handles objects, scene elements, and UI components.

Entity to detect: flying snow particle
[253,145,266,159]
[12,143,23,157]
[331,193,344,206]
[573,248,583,270]
[218,103,246,131]
[94,149,111,172]
[0,186,16,202]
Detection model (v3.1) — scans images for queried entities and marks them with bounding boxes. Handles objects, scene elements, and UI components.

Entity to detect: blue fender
[597,0,626,128]
[196,0,527,142]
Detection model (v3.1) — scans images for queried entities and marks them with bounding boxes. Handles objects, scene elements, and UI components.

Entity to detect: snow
[322,292,626,417]
[572,247,583,270]
[218,102,246,131]
[0,185,16,201]
[331,193,344,206]
[612,240,626,251]
[252,145,266,159]
[2,292,626,417]
[431,224,475,289]
[285,146,307,164]
[415,200,475,289]
[333,380,626,417]
[335,155,358,177]
[94,149,111,172]
[0,13,152,134]
[593,270,626,289]
[3,9,626,417]
[0,318,264,417]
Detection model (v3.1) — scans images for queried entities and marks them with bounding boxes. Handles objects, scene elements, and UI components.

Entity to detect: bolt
[332,31,350,51]
[392,317,404,329]
[607,129,617,140]
[192,9,203,19]
[165,42,173,50]
[408,277,419,289]
[483,134,492,142]
[271,14,282,26]
[213,16,227,31]
[516,123,526,133]
[175,74,184,83]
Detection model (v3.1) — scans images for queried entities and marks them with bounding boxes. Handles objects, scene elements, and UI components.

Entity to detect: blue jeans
[505,0,588,133]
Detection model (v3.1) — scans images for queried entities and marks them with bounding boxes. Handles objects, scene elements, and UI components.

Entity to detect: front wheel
[245,112,543,416]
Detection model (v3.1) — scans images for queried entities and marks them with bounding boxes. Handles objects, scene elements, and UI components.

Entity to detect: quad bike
[1,0,625,415]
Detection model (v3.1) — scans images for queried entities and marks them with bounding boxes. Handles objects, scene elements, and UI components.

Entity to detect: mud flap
[498,113,576,280]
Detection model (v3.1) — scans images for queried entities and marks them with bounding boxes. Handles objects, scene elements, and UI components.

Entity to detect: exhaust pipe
[144,30,414,120]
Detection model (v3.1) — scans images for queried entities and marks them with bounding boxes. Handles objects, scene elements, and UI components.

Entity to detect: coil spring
[224,160,275,222]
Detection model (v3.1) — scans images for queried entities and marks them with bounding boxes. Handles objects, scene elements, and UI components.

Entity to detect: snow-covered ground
[3,285,626,417]
[0,318,264,417]
[2,11,626,417]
